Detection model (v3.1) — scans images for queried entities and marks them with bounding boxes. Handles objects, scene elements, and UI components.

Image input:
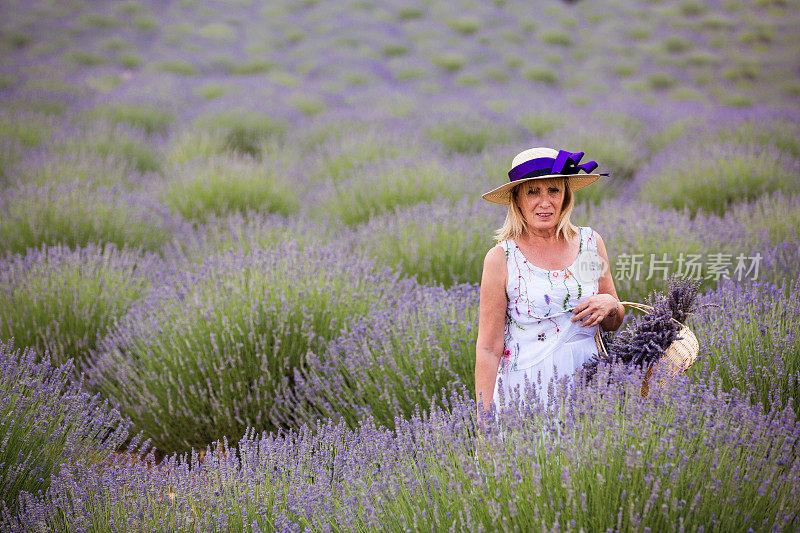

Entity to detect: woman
[475,147,625,419]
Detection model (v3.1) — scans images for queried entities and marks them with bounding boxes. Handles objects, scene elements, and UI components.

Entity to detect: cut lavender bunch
[609,299,681,368]
[583,276,700,383]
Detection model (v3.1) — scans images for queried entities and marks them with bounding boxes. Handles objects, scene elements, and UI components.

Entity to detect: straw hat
[482,147,604,205]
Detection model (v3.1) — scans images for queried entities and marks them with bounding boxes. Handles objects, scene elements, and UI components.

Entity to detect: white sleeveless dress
[492,226,601,412]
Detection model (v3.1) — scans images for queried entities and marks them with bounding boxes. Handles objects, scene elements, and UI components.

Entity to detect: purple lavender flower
[0,338,130,514]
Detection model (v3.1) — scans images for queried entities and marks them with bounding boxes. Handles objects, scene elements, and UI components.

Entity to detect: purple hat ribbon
[507,150,603,183]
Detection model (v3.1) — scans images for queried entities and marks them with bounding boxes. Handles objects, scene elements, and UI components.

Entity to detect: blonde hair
[493,177,577,243]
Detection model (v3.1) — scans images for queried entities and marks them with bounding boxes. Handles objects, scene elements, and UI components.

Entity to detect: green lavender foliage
[161,154,299,222]
[357,198,502,286]
[0,183,182,254]
[281,284,479,431]
[0,244,158,374]
[325,157,458,226]
[638,142,800,216]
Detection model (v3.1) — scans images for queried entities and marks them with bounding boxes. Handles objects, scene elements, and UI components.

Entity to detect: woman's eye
[548,188,559,193]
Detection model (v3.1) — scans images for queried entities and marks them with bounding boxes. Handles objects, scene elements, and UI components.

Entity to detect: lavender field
[1,0,799,530]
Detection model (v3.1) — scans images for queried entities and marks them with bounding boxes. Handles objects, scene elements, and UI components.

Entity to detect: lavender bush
[713,117,800,158]
[6,148,145,189]
[83,102,176,137]
[692,277,800,417]
[161,153,300,223]
[287,115,370,151]
[425,114,523,155]
[0,110,60,150]
[723,191,800,250]
[0,243,160,375]
[307,127,420,183]
[636,142,800,216]
[280,282,479,430]
[89,242,404,453]
[0,339,130,515]
[0,137,24,186]
[167,211,339,264]
[357,198,503,287]
[0,182,185,254]
[325,156,458,226]
[190,109,289,160]
[62,120,162,174]
[166,128,231,165]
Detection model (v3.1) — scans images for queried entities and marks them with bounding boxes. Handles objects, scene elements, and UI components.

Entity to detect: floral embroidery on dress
[502,310,527,371]
[499,227,599,367]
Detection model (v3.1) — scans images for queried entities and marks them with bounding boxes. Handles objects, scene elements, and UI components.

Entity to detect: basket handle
[593,300,683,355]
[619,301,690,329]
[618,301,654,314]
[618,301,721,323]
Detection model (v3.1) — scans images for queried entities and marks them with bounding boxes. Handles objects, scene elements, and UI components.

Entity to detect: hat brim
[481,174,603,205]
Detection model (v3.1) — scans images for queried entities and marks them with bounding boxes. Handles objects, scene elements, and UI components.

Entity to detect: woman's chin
[527,218,557,231]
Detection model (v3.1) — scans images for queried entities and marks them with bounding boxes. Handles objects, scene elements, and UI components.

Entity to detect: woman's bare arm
[475,245,507,419]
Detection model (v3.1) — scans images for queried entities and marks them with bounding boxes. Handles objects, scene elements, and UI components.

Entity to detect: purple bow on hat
[508,150,600,182]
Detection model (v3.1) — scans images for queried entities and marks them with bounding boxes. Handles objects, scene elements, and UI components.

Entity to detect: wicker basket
[593,301,700,397]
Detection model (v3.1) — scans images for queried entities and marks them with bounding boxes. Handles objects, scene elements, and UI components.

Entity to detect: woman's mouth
[536,213,553,219]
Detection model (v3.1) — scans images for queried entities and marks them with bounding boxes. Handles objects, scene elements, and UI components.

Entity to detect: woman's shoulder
[482,243,508,287]
[485,241,508,264]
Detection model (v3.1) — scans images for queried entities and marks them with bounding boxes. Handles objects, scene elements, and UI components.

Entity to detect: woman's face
[515,179,565,231]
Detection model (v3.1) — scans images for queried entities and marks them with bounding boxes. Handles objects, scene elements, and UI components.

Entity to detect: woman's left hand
[571,294,619,327]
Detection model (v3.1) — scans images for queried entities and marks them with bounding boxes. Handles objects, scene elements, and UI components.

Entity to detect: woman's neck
[520,227,560,244]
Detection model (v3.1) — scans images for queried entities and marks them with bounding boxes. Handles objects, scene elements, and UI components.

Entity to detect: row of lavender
[2,106,799,284]
[2,330,798,531]
[1,193,798,424]
[2,0,798,117]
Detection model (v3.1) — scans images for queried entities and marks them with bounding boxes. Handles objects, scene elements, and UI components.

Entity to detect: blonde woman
[475,147,625,418]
